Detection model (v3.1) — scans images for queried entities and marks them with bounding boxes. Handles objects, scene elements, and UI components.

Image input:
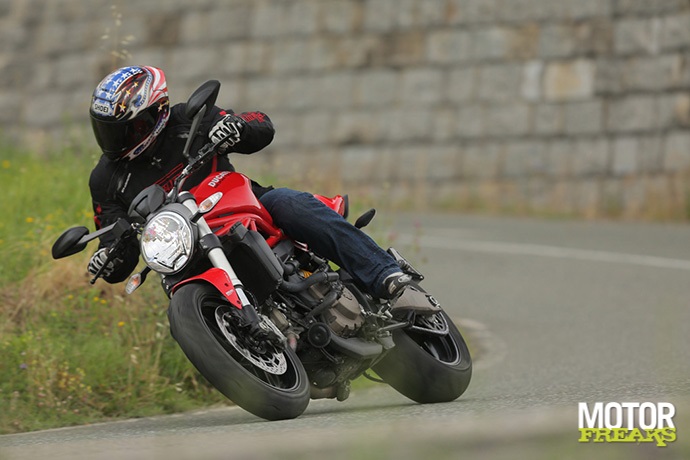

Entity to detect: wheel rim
[200,300,302,392]
[409,313,464,366]
[410,311,450,335]
[215,307,287,375]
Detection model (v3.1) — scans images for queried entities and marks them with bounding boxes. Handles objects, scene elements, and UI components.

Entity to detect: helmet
[90,66,170,161]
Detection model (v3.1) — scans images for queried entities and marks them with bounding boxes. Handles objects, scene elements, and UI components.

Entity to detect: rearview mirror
[183,80,221,159]
[185,80,221,119]
[354,209,376,229]
[52,227,90,259]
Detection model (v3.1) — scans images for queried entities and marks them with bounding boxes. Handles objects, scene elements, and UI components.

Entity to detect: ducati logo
[208,171,231,188]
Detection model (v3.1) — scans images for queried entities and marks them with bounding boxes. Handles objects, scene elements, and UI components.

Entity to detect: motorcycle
[52,80,472,421]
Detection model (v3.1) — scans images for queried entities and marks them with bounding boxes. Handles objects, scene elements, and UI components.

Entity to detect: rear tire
[373,309,472,404]
[168,283,310,420]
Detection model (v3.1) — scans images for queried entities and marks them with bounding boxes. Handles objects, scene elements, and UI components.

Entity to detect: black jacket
[89,103,274,282]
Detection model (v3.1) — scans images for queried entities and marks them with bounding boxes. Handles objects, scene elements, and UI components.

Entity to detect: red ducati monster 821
[52,81,472,421]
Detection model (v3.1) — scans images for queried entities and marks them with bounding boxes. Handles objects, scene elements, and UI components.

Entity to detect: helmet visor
[91,105,159,160]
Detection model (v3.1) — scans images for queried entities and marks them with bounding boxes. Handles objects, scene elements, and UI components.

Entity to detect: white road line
[397,234,690,271]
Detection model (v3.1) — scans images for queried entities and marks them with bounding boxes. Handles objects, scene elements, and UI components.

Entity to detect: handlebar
[169,134,229,200]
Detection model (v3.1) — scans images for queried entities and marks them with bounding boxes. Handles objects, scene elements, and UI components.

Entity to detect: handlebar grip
[88,227,135,284]
[90,247,113,285]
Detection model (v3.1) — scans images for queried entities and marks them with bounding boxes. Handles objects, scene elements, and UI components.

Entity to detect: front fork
[175,195,253,312]
[171,195,281,344]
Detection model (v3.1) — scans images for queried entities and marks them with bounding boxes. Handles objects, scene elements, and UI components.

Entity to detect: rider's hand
[209,114,245,153]
[87,248,116,278]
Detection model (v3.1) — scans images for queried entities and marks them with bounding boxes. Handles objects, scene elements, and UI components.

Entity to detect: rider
[87,65,411,300]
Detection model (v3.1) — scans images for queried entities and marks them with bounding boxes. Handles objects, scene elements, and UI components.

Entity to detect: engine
[311,284,363,337]
[268,275,368,400]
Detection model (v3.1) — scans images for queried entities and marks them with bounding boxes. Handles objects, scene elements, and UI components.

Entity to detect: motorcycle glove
[209,114,245,153]
[87,248,118,278]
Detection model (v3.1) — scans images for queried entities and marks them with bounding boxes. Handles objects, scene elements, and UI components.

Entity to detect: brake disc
[215,308,287,375]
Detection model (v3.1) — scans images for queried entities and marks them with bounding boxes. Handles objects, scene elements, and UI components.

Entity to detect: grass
[0,152,92,285]
[0,148,230,434]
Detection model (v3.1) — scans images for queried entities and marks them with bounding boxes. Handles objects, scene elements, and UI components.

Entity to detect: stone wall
[1,0,690,218]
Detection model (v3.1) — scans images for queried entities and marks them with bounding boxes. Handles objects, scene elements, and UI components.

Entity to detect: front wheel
[373,309,472,404]
[168,283,310,420]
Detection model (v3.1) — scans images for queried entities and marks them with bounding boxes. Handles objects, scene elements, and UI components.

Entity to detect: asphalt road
[2,213,689,459]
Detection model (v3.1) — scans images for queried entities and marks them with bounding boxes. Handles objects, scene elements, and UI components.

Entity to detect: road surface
[2,213,689,459]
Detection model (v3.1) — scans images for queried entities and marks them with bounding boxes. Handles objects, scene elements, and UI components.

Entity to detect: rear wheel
[373,303,472,404]
[168,283,310,420]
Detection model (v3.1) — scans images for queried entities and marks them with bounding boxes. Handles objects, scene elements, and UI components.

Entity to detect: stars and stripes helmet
[90,66,170,161]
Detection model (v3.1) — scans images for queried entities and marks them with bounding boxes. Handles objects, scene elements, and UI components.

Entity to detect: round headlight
[140,211,194,274]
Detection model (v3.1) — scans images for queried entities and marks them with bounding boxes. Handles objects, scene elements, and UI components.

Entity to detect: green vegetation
[0,148,228,434]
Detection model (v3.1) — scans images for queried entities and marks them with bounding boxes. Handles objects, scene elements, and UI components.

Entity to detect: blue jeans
[260,188,400,298]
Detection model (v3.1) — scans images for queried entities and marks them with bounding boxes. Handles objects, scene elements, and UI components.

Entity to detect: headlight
[140,211,194,274]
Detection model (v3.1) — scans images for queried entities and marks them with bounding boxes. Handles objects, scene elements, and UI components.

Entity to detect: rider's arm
[215,109,275,155]
[89,162,140,283]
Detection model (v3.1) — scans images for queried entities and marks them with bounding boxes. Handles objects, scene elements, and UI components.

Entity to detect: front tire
[373,309,472,404]
[168,283,310,420]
